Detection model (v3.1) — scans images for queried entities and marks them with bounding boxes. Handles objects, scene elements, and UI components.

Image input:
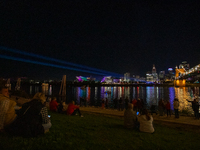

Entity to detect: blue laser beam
[0,54,110,76]
[0,46,122,77]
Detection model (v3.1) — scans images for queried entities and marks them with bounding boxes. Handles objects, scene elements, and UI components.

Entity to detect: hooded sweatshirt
[0,94,17,130]
[138,115,154,133]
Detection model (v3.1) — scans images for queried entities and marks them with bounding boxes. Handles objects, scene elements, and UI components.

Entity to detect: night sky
[1,1,200,80]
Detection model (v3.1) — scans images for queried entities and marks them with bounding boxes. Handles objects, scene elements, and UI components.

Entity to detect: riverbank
[11,95,200,127]
[79,106,200,127]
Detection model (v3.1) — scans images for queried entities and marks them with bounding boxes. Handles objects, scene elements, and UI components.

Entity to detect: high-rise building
[152,64,156,74]
[152,64,158,82]
[124,72,130,82]
[159,71,165,79]
[146,71,154,82]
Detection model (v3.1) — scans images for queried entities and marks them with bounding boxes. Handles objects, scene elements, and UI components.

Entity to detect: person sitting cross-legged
[67,101,83,117]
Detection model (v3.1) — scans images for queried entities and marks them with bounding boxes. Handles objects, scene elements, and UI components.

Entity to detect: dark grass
[0,112,200,150]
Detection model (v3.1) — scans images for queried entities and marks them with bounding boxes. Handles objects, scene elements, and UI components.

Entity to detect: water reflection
[26,85,200,111]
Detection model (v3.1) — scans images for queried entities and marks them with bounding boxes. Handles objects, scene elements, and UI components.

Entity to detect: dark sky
[1,1,200,80]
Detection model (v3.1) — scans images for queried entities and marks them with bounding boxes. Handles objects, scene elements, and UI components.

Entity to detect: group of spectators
[124,103,154,133]
[0,86,51,137]
[158,98,180,118]
[102,97,145,112]
[1,84,199,137]
[0,86,83,137]
[49,97,83,117]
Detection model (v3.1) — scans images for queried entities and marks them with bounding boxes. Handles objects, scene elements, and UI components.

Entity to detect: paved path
[80,106,200,126]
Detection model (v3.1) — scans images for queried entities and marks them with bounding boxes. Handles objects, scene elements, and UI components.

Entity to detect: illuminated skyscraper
[152,64,158,82]
[152,64,156,74]
[124,72,130,82]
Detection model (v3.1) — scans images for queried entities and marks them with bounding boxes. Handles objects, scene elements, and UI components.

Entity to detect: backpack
[8,100,44,137]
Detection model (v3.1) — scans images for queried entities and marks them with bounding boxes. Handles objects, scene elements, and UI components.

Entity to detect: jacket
[49,100,58,111]
[138,115,154,133]
[166,102,170,110]
[173,101,179,109]
[67,103,79,115]
[0,94,17,129]
[124,109,137,128]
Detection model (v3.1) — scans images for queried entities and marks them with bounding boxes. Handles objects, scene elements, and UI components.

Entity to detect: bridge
[175,64,200,86]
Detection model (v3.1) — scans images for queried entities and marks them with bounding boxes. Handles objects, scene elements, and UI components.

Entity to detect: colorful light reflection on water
[25,85,200,112]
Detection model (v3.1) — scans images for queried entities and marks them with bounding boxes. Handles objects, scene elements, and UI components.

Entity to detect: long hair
[142,109,150,121]
[32,92,46,104]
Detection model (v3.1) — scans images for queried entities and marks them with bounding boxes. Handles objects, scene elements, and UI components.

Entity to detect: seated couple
[49,97,68,113]
[0,87,51,137]
[124,103,154,133]
[50,98,83,117]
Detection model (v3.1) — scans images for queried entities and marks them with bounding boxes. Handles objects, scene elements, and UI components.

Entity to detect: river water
[21,84,200,113]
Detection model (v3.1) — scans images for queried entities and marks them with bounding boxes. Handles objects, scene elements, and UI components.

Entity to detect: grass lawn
[0,111,200,150]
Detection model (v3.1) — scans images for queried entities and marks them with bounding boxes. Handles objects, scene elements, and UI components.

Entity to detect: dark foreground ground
[1,111,200,150]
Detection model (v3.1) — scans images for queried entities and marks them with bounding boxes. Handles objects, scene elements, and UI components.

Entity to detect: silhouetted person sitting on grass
[67,101,83,117]
[7,92,51,137]
[137,109,154,133]
[49,97,58,112]
[124,103,137,128]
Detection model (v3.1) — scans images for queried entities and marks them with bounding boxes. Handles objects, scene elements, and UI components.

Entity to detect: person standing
[113,98,118,109]
[119,97,123,111]
[158,99,165,116]
[125,97,129,110]
[194,99,199,119]
[0,86,17,132]
[173,98,179,118]
[165,100,171,117]
[137,98,142,113]
[105,98,108,109]
[187,99,197,117]
[101,98,105,109]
